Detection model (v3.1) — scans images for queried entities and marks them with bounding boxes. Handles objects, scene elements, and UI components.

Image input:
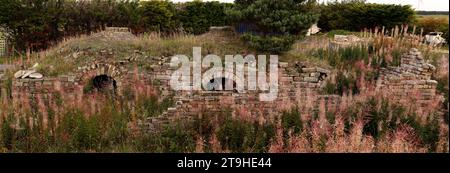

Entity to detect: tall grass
[269,93,447,153]
[0,81,180,152]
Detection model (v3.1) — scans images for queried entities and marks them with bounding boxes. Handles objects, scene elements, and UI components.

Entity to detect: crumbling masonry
[376,48,441,107]
[0,28,443,132]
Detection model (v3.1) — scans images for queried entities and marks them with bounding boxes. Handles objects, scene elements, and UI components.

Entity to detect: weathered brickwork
[377,48,441,106]
[0,28,443,132]
[138,59,332,131]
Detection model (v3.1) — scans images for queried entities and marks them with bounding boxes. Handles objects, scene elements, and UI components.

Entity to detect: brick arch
[77,63,125,90]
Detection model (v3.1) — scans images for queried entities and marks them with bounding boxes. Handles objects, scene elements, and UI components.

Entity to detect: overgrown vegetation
[177,1,233,35]
[269,95,448,153]
[0,0,448,153]
[216,113,275,153]
[0,83,178,152]
[2,86,445,153]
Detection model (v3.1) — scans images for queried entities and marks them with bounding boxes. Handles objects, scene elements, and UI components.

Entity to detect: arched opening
[206,77,238,92]
[318,72,328,81]
[92,74,117,94]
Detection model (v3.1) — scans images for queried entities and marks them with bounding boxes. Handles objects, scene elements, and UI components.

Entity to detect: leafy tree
[0,0,55,51]
[177,1,233,34]
[140,0,178,33]
[0,0,144,52]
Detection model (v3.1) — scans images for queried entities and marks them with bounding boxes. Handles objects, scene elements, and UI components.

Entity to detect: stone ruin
[0,28,150,108]
[0,27,444,132]
[331,34,362,47]
[139,60,332,131]
[376,48,441,106]
[90,27,136,41]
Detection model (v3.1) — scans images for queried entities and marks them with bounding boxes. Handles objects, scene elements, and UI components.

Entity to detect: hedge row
[318,1,416,31]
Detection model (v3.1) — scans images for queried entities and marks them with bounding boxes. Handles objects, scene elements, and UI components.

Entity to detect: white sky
[169,0,449,11]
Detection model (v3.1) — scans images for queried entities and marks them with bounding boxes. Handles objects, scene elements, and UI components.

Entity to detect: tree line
[0,0,232,53]
[318,0,416,32]
[0,0,419,54]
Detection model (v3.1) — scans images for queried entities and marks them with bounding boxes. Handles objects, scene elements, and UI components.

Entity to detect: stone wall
[142,48,444,131]
[14,24,334,130]
[376,48,440,106]
[5,67,156,110]
[139,59,332,131]
[4,48,441,132]
[2,28,443,133]
[2,27,334,129]
[9,76,78,107]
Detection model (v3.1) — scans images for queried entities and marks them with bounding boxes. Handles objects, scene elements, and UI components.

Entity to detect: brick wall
[1,27,442,132]
[376,48,441,107]
[139,59,333,131]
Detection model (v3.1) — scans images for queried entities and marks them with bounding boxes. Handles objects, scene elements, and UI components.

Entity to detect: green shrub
[362,98,390,139]
[104,108,130,147]
[216,113,275,153]
[336,72,358,95]
[436,76,449,121]
[401,114,440,152]
[193,113,215,144]
[319,1,416,31]
[281,107,303,136]
[228,0,319,53]
[241,34,297,53]
[157,121,196,153]
[252,123,275,152]
[140,0,178,33]
[322,81,336,95]
[55,109,99,151]
[339,45,369,65]
[136,96,174,118]
[281,107,303,147]
[2,76,12,99]
[322,71,359,96]
[338,96,443,152]
[326,30,354,38]
[177,1,233,34]
[310,44,370,68]
[0,113,15,150]
[72,114,101,151]
[217,116,253,152]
